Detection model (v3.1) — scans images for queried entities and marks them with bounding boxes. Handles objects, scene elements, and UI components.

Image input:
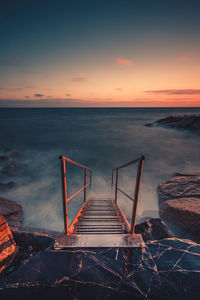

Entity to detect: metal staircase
[54,155,146,249]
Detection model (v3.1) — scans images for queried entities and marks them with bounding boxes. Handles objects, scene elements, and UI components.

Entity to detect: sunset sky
[0,0,200,107]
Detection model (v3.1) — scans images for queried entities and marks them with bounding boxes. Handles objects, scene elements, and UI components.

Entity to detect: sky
[0,0,200,107]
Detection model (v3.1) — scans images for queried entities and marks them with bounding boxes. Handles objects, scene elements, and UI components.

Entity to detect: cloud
[65,93,71,96]
[25,96,30,98]
[176,55,192,62]
[0,87,23,91]
[115,88,123,91]
[34,93,45,97]
[72,77,87,82]
[145,89,200,95]
[116,58,133,66]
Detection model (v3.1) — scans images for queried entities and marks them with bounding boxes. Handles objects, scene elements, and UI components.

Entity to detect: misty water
[0,107,200,232]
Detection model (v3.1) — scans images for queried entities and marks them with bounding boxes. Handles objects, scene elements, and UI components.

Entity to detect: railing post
[131,157,145,234]
[112,170,114,185]
[84,168,87,202]
[89,170,92,190]
[115,168,119,203]
[60,157,68,235]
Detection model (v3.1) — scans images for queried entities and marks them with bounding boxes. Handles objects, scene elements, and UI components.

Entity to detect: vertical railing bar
[131,158,145,235]
[60,157,68,235]
[115,168,119,203]
[90,170,92,190]
[84,168,87,202]
[112,170,114,185]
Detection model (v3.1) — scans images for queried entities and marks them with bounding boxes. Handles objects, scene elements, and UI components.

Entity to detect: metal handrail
[112,155,146,235]
[59,155,92,235]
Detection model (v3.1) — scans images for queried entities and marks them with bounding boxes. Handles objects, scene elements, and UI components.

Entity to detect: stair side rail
[112,155,146,235]
[59,155,92,235]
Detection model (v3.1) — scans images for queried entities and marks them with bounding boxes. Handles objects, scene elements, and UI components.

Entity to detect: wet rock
[10,151,24,159]
[0,182,16,192]
[0,215,17,275]
[145,114,200,134]
[13,231,54,252]
[3,148,12,153]
[135,218,174,242]
[0,197,23,228]
[1,161,23,176]
[158,173,200,241]
[0,156,9,163]
[0,237,200,299]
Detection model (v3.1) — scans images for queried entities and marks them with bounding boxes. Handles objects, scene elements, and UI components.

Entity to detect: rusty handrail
[112,155,146,235]
[59,155,92,235]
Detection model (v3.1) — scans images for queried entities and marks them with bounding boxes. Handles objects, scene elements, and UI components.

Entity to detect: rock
[0,237,200,299]
[0,215,18,275]
[135,218,174,242]
[0,182,16,192]
[13,231,54,252]
[1,161,23,176]
[0,197,23,228]
[145,114,200,134]
[10,151,24,159]
[158,174,200,241]
[3,148,12,153]
[0,156,9,163]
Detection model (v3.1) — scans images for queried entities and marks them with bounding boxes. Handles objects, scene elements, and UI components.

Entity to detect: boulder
[0,182,16,192]
[0,197,23,228]
[158,173,200,241]
[0,215,17,275]
[1,161,23,176]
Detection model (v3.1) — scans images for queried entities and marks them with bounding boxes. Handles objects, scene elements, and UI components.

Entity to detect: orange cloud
[72,77,87,82]
[115,88,123,91]
[116,58,133,66]
[176,55,192,62]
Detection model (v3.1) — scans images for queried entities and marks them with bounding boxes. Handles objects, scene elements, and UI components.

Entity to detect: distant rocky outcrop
[0,197,23,228]
[158,173,200,241]
[145,114,200,134]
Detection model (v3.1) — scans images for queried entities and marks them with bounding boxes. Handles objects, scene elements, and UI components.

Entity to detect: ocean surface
[0,107,200,232]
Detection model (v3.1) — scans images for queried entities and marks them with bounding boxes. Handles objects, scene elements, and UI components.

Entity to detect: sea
[0,107,200,232]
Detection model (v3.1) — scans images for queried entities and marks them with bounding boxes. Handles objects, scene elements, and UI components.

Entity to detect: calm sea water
[0,107,200,231]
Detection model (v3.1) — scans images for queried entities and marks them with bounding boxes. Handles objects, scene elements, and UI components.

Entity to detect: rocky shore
[0,147,200,299]
[145,114,200,134]
[0,194,200,299]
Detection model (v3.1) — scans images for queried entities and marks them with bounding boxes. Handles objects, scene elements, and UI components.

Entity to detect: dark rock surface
[0,182,16,192]
[0,197,23,228]
[135,218,174,242]
[145,114,200,134]
[0,237,200,300]
[0,156,9,163]
[1,161,23,176]
[158,173,200,241]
